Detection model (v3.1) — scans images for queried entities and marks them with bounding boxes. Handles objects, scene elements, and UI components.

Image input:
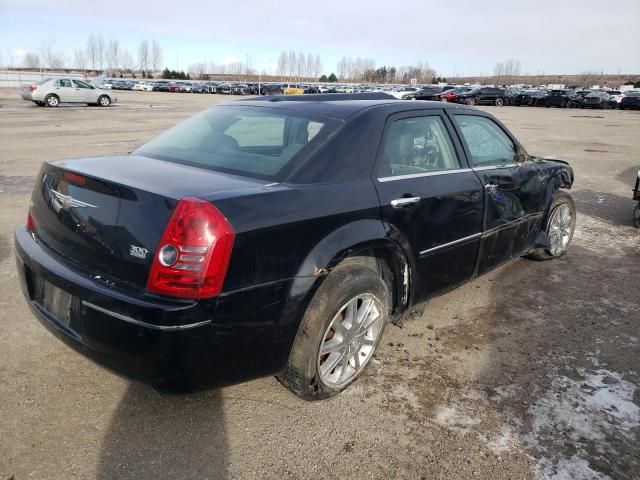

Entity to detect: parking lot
[0,90,638,480]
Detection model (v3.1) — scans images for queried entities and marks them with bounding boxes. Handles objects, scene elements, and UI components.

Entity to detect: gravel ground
[0,90,638,480]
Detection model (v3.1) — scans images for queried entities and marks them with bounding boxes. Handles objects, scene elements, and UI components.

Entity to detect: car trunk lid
[29,155,266,293]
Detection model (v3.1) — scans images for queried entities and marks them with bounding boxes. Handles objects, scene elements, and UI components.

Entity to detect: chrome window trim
[472,163,517,171]
[81,301,212,331]
[378,168,473,182]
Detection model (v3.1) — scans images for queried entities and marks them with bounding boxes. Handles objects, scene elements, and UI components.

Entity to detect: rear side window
[54,79,72,87]
[453,115,517,167]
[136,106,339,181]
[379,116,460,178]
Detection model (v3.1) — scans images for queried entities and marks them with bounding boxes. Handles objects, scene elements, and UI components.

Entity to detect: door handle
[391,196,421,208]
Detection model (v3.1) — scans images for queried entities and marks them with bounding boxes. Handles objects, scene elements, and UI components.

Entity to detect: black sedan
[620,91,640,110]
[514,89,548,106]
[546,89,575,108]
[455,86,507,106]
[581,91,616,109]
[15,93,575,400]
[403,86,443,100]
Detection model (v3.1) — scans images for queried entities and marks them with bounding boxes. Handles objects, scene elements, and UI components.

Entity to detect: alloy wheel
[317,294,384,388]
[548,204,573,256]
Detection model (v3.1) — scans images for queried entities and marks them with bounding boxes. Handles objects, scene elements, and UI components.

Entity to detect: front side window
[379,116,460,178]
[136,106,339,181]
[454,115,517,167]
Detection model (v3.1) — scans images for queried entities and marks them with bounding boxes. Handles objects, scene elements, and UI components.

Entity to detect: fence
[0,70,85,88]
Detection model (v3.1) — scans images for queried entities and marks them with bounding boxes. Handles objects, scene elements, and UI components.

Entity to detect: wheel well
[334,246,409,316]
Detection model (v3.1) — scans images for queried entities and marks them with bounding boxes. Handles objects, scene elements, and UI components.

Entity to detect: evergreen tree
[328,73,337,83]
[319,74,328,82]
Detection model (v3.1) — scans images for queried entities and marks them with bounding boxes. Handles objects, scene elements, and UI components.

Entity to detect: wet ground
[0,90,638,479]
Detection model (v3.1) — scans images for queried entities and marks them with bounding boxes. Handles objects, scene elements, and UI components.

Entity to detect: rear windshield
[136,105,340,181]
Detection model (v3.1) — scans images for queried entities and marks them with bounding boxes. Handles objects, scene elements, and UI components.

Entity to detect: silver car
[20,78,117,107]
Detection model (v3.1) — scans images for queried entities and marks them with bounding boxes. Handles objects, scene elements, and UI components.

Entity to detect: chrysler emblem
[50,189,97,210]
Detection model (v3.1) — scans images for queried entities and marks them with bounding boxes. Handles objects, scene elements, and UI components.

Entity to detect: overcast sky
[1,0,639,76]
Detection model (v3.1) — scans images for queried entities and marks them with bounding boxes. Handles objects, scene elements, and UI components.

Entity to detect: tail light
[27,210,36,230]
[29,85,38,92]
[147,198,234,299]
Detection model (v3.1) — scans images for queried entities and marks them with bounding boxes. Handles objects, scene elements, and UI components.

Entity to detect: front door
[72,80,98,103]
[449,112,543,273]
[373,111,484,301]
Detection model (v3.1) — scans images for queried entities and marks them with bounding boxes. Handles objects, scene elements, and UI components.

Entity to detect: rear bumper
[15,226,296,390]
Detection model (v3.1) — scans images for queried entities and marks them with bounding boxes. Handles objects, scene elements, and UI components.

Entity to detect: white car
[389,86,419,99]
[133,82,153,92]
[607,90,624,103]
[20,78,117,107]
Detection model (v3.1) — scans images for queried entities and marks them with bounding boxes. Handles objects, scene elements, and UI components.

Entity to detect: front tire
[279,263,390,400]
[45,94,59,107]
[98,95,111,107]
[525,191,576,260]
[467,97,476,106]
[633,203,640,228]
[495,97,504,106]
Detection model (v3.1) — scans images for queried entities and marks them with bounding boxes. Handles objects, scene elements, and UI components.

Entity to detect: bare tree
[314,54,322,79]
[74,49,87,71]
[86,33,99,70]
[337,57,347,81]
[138,40,149,72]
[305,53,313,80]
[40,41,65,70]
[188,62,206,79]
[288,50,296,80]
[121,49,134,71]
[277,51,288,79]
[151,40,163,73]
[107,38,120,71]
[96,34,105,71]
[22,52,40,69]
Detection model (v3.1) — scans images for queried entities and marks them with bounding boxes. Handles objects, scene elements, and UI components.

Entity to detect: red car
[438,87,471,103]
[168,84,181,92]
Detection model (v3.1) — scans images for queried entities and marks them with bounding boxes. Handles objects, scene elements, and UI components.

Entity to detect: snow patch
[527,368,639,479]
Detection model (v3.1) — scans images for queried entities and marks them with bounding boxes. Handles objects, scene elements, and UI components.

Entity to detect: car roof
[228,93,469,120]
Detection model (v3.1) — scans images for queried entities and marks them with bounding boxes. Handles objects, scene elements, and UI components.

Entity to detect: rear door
[449,112,544,273]
[478,88,494,104]
[53,79,79,102]
[373,110,484,301]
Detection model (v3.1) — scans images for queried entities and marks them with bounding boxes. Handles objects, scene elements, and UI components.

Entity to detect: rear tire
[45,94,59,107]
[278,263,390,400]
[525,191,576,261]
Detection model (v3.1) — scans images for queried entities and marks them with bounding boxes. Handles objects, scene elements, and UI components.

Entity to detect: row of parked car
[100,79,640,110]
[391,85,640,109]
